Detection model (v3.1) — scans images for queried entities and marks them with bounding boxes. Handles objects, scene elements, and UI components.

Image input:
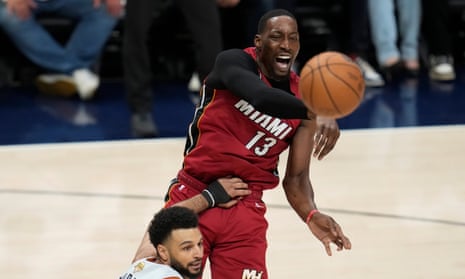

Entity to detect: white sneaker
[72,69,100,100]
[188,72,201,92]
[35,74,77,97]
[187,72,201,105]
[429,55,455,81]
[353,56,385,87]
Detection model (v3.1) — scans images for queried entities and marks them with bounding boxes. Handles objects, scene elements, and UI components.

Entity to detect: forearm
[132,231,156,263]
[173,194,210,214]
[226,75,308,119]
[283,175,317,222]
[171,178,237,213]
[283,120,318,221]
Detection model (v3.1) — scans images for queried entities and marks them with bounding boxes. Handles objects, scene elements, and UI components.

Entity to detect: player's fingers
[235,184,249,191]
[341,235,352,249]
[233,188,251,197]
[330,222,340,237]
[326,132,340,150]
[333,223,352,250]
[233,179,248,187]
[228,177,248,186]
[317,132,339,160]
[313,144,322,158]
[229,177,242,182]
[333,238,343,251]
[323,238,333,256]
[313,133,325,158]
[315,124,326,141]
[316,140,332,160]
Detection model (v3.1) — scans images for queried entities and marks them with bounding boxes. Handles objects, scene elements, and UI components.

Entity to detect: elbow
[282,172,307,190]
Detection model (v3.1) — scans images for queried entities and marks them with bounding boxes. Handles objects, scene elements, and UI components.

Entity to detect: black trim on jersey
[206,48,308,119]
[184,85,214,155]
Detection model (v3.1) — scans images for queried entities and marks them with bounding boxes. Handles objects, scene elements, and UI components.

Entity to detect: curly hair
[148,206,199,247]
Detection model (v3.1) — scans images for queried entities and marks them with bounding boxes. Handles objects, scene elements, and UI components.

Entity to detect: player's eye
[181,245,192,251]
[289,36,299,41]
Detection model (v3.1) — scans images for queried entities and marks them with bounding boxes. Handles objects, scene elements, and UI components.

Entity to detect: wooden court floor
[1,125,464,279]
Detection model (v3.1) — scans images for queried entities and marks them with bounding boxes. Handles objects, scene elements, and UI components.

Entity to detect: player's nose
[193,245,203,257]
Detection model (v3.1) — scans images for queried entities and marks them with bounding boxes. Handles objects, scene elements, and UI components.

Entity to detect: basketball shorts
[165,173,270,279]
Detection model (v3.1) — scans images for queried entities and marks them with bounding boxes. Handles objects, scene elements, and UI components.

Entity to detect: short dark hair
[148,206,199,247]
[257,9,296,34]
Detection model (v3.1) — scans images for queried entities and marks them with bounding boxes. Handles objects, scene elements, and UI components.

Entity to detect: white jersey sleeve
[119,258,183,279]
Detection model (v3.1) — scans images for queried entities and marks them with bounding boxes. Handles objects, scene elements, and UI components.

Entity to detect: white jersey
[119,258,183,279]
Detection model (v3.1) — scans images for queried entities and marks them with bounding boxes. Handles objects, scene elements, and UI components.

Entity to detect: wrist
[200,180,232,208]
[305,209,319,224]
[306,110,316,120]
[201,189,215,208]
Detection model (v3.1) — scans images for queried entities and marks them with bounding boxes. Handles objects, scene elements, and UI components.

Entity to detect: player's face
[166,228,203,279]
[255,15,300,81]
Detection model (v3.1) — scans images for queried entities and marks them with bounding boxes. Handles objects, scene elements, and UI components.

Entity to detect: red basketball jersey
[181,47,302,192]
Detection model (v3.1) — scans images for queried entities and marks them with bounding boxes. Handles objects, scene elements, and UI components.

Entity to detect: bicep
[209,49,265,96]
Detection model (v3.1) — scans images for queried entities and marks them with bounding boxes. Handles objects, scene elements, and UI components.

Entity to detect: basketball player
[134,9,351,279]
[120,206,203,279]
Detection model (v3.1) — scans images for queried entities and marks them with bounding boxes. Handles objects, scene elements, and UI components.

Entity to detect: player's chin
[189,268,203,278]
[272,69,291,80]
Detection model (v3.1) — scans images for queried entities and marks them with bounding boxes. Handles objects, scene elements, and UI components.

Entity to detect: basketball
[298,51,365,119]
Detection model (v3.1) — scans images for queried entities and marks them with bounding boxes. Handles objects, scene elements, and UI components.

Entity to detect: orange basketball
[298,51,365,119]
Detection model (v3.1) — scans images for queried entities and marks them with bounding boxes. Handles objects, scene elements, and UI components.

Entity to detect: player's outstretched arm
[283,119,350,256]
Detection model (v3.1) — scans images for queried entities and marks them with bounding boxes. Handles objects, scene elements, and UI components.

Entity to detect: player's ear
[254,35,262,50]
[156,245,169,263]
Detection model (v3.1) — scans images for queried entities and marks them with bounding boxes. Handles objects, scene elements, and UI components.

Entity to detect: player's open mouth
[276,55,291,71]
[190,261,202,270]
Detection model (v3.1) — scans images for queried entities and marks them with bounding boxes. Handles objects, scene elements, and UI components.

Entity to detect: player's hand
[313,116,340,160]
[306,110,317,120]
[6,0,36,20]
[216,177,251,208]
[307,211,351,256]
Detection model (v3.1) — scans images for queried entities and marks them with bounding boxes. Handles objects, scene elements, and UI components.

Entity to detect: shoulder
[119,258,183,279]
[217,49,256,66]
[219,48,250,58]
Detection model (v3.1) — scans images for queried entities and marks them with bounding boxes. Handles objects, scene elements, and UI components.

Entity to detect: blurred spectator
[345,0,384,87]
[310,0,384,87]
[0,0,122,100]
[123,0,239,138]
[367,0,421,81]
[327,0,384,87]
[421,0,455,81]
